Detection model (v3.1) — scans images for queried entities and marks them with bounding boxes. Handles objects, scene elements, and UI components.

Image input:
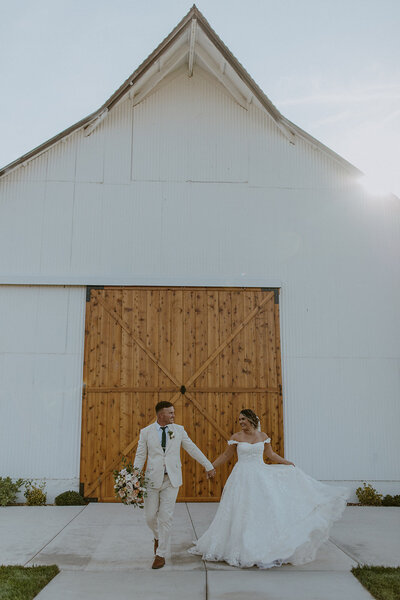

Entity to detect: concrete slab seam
[24,505,88,567]
[329,537,362,566]
[185,503,208,600]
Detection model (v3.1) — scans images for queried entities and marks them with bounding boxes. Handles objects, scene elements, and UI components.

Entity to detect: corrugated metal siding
[0,179,45,274]
[13,152,49,182]
[0,286,85,481]
[103,97,132,184]
[248,104,347,190]
[76,124,104,183]
[132,66,248,182]
[283,354,400,480]
[47,135,77,182]
[41,182,75,273]
[0,65,365,282]
[0,63,399,487]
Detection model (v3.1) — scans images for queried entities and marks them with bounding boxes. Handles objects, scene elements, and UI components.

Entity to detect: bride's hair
[240,409,261,431]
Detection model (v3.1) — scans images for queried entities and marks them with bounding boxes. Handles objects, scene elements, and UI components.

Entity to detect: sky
[0,0,399,196]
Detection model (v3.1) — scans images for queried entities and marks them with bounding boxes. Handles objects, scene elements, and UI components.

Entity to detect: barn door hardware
[261,287,280,304]
[180,385,186,395]
[86,286,105,302]
[79,483,98,503]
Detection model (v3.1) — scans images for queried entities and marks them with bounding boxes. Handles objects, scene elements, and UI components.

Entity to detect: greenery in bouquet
[113,457,148,507]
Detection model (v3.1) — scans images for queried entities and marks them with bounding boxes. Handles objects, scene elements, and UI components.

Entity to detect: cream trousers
[144,474,179,558]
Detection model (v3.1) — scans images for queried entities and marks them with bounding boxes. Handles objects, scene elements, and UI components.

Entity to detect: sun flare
[359,174,393,197]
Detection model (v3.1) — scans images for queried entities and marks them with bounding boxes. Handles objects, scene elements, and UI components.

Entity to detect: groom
[133,400,216,569]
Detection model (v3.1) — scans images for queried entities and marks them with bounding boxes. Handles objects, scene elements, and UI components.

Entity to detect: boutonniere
[168,430,175,439]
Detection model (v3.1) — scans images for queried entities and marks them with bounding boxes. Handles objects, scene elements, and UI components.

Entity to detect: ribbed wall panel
[248,105,349,190]
[40,181,75,273]
[12,152,48,182]
[47,135,77,182]
[283,355,400,480]
[69,181,164,275]
[103,97,132,184]
[0,286,85,496]
[132,66,248,182]
[69,182,104,274]
[75,126,104,183]
[0,179,45,274]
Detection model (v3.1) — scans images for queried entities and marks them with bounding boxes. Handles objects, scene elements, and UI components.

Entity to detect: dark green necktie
[161,426,167,452]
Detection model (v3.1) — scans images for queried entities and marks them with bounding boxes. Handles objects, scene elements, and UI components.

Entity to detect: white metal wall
[0,286,86,501]
[0,65,399,496]
[0,66,364,283]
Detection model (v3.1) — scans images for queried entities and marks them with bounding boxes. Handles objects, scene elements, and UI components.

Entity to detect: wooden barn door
[80,287,283,502]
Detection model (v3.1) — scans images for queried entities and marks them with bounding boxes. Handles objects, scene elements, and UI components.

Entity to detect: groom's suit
[134,422,213,558]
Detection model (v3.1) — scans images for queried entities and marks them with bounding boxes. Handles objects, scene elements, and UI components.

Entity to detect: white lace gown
[188,440,349,569]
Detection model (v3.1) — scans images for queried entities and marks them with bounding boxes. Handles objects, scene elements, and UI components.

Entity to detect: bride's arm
[212,443,236,469]
[264,442,295,466]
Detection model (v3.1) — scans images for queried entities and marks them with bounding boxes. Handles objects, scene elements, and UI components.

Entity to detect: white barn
[0,6,399,503]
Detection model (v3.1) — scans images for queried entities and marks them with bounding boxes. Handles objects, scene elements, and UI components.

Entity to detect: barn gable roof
[0,5,361,178]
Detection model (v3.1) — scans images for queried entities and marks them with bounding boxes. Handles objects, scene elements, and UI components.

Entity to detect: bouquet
[113,458,148,507]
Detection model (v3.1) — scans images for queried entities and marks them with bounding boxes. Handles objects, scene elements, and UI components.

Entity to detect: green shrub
[0,476,25,506]
[356,482,383,506]
[382,494,400,507]
[54,490,87,506]
[24,480,47,506]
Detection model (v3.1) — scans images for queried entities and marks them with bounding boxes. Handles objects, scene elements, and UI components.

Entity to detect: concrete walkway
[1,504,399,599]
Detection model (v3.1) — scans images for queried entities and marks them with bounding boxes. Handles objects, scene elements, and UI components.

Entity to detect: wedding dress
[188,440,349,569]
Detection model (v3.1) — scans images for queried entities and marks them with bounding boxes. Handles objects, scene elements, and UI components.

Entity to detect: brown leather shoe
[152,555,165,569]
[153,539,158,555]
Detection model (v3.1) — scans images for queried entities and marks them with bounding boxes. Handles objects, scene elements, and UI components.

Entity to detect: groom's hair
[155,401,174,413]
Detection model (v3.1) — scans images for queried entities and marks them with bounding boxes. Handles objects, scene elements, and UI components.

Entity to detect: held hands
[206,468,216,479]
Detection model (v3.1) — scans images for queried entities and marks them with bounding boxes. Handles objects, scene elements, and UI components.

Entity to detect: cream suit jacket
[133,422,214,489]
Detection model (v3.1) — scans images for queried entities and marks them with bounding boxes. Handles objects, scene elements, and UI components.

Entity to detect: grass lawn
[0,565,59,600]
[352,566,400,600]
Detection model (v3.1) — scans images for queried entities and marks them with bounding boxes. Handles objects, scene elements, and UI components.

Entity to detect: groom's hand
[206,468,216,479]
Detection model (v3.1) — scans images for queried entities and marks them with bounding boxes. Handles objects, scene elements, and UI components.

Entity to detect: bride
[189,409,349,569]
